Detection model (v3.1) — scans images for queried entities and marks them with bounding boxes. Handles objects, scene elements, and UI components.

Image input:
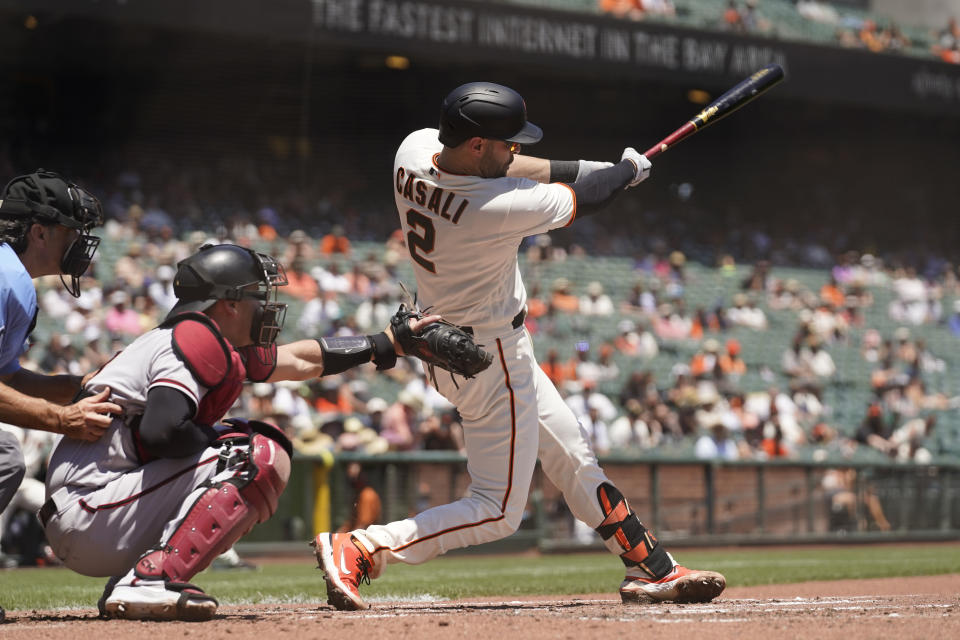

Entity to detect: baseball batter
[315,82,726,609]
[42,243,436,621]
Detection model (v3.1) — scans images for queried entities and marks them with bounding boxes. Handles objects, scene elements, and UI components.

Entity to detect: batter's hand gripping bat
[643,63,785,159]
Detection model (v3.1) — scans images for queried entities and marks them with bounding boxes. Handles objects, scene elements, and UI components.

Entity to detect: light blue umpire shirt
[0,242,38,376]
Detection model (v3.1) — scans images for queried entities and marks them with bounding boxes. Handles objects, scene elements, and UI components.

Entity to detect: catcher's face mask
[245,251,289,353]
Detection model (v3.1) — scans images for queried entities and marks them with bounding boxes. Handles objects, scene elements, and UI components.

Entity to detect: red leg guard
[135,433,291,583]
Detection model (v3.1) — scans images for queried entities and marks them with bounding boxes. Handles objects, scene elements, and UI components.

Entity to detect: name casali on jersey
[395,165,469,225]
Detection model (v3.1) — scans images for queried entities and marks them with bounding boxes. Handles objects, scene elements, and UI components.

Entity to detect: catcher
[40,243,486,621]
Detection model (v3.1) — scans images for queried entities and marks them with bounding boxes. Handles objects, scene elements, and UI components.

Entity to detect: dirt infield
[3,574,958,639]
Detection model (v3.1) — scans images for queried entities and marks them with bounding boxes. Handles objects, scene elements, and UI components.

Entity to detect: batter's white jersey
[350,128,619,571]
[394,128,576,334]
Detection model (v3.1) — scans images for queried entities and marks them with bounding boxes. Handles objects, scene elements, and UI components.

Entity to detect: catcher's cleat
[102,579,218,621]
[97,576,122,618]
[619,564,726,604]
[313,532,373,611]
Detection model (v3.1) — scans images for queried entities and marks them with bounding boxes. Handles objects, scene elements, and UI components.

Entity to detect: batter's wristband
[369,332,397,371]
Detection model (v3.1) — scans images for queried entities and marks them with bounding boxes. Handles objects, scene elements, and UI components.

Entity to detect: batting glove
[621,147,652,188]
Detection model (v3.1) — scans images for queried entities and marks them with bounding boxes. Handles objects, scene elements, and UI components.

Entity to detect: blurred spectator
[947,299,960,336]
[820,275,845,309]
[689,339,721,379]
[579,281,614,316]
[621,280,658,316]
[147,264,178,312]
[805,336,836,379]
[284,229,316,263]
[740,260,770,291]
[565,381,618,425]
[859,19,885,52]
[719,339,747,379]
[541,347,575,389]
[855,403,894,455]
[608,399,661,450]
[381,390,421,451]
[614,319,659,360]
[890,414,936,463]
[652,302,692,340]
[760,421,792,459]
[822,468,891,532]
[297,286,342,337]
[889,267,929,325]
[727,293,767,330]
[550,277,579,313]
[344,262,372,299]
[723,0,744,31]
[797,0,838,24]
[581,399,611,456]
[417,409,464,451]
[768,278,803,310]
[594,344,620,384]
[104,291,141,337]
[694,423,740,460]
[313,261,350,296]
[113,243,147,289]
[337,462,381,532]
[354,290,391,333]
[364,397,389,434]
[320,224,351,256]
[285,258,320,301]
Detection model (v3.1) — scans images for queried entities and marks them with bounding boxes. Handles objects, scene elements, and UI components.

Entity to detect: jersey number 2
[405,209,437,273]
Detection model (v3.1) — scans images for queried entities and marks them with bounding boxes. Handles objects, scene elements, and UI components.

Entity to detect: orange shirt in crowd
[285,270,320,301]
[542,359,575,388]
[321,234,351,255]
[337,486,382,532]
[820,282,845,309]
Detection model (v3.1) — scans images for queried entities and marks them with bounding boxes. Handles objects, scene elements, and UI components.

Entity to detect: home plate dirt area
[5,574,959,639]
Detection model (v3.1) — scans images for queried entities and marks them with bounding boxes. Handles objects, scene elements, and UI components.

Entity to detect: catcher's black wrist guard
[317,333,398,376]
[317,336,372,376]
[369,331,397,370]
[389,304,494,386]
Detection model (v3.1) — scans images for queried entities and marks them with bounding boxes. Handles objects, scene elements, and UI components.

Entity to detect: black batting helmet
[168,243,288,347]
[438,82,543,148]
[0,169,104,297]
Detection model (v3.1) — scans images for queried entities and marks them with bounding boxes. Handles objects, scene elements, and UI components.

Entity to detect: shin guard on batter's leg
[595,483,673,579]
[103,432,291,620]
[594,483,726,605]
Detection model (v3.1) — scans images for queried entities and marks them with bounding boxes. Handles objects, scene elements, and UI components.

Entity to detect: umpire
[0,170,120,619]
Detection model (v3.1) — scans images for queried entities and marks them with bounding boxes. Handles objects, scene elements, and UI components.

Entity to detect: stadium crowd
[594,0,960,63]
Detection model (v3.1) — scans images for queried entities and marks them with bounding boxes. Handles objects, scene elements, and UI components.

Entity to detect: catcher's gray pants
[0,430,26,514]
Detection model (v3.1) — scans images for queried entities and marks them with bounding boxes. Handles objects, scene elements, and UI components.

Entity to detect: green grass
[3,545,960,611]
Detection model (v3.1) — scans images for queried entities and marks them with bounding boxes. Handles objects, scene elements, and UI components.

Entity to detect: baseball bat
[643,63,785,159]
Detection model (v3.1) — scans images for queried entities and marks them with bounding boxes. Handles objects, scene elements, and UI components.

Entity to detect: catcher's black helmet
[168,243,288,347]
[0,169,104,297]
[438,82,543,148]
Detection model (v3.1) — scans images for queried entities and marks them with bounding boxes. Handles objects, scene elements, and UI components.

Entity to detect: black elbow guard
[317,333,397,376]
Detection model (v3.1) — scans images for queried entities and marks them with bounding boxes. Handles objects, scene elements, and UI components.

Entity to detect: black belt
[461,307,526,336]
[38,497,57,528]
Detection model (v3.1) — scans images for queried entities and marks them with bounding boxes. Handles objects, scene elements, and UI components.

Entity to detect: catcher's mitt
[391,304,493,384]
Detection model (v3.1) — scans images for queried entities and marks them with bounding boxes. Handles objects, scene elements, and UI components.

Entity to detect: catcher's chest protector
[162,312,246,425]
